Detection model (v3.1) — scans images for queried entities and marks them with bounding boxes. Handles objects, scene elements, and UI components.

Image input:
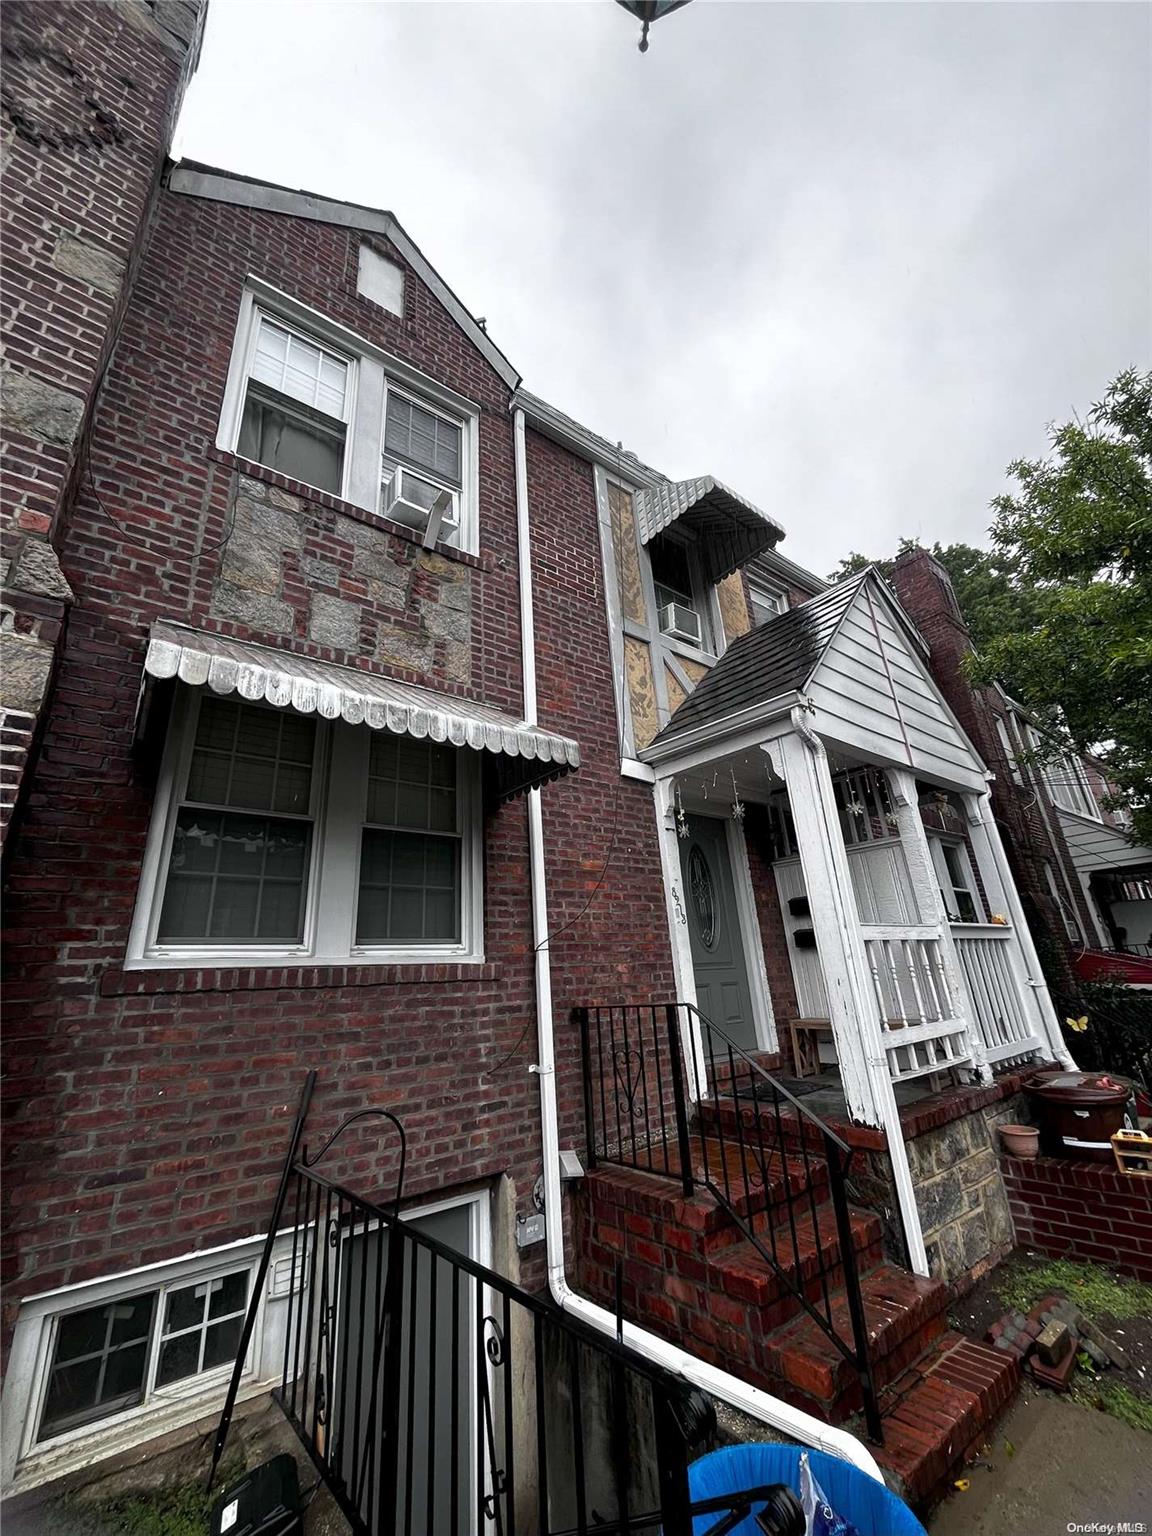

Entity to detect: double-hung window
[650,534,711,649]
[130,691,482,967]
[381,389,464,549]
[236,314,352,497]
[928,835,983,924]
[749,581,788,626]
[34,1265,250,1444]
[220,284,480,553]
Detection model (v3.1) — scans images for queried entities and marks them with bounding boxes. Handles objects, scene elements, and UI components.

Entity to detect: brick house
[1,4,1087,1517]
[892,546,1152,987]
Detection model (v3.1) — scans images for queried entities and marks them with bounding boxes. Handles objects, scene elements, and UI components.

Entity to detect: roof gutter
[511,410,883,1482]
[639,690,803,766]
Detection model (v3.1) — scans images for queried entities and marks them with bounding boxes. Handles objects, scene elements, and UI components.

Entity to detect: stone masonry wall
[1,0,203,851]
[909,1094,1023,1282]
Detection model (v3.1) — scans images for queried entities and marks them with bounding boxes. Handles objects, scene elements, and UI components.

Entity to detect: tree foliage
[830,369,1152,841]
[829,539,1042,658]
[973,368,1152,841]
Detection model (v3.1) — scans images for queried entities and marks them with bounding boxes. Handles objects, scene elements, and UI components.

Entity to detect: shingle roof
[646,572,869,753]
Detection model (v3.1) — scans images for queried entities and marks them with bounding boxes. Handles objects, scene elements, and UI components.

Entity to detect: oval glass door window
[688,844,717,948]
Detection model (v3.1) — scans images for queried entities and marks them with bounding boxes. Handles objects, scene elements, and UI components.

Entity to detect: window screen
[356,736,462,946]
[385,394,462,486]
[157,699,316,945]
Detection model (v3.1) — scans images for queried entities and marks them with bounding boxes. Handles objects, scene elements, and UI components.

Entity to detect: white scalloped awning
[142,622,580,799]
[633,476,784,584]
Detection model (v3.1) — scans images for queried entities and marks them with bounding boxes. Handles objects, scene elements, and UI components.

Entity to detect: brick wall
[1002,1154,1152,1281]
[526,429,679,1155]
[892,546,1095,988]
[0,181,549,1341]
[1,0,203,849]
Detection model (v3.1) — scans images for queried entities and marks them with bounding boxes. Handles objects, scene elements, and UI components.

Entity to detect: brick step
[759,1264,951,1421]
[706,1207,885,1329]
[875,1331,1020,1509]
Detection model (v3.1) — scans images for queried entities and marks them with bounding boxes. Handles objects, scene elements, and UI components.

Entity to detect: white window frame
[126,690,484,970]
[4,1240,268,1488]
[1045,753,1101,821]
[995,715,1023,784]
[748,579,788,626]
[228,307,357,501]
[216,280,481,556]
[928,833,984,924]
[380,382,466,550]
[645,529,722,660]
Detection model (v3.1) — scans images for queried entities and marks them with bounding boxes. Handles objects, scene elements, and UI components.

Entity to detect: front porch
[638,572,1072,1277]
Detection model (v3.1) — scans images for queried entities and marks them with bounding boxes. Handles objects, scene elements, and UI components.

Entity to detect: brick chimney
[893,546,981,743]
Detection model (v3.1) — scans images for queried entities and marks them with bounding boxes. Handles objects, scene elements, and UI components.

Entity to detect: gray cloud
[176,0,1151,572]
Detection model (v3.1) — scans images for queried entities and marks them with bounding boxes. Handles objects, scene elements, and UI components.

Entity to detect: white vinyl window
[929,835,984,924]
[749,581,788,626]
[380,387,465,549]
[128,691,483,968]
[218,284,481,554]
[236,313,353,497]
[33,1264,251,1445]
[649,534,713,650]
[1044,753,1100,820]
[995,716,1023,784]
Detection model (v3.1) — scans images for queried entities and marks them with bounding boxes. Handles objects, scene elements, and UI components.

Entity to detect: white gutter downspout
[511,410,883,1482]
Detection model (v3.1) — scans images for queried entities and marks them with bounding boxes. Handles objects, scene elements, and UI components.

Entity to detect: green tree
[972,368,1152,841]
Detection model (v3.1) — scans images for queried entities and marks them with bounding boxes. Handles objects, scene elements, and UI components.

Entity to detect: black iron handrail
[575,1002,882,1444]
[210,1082,809,1536]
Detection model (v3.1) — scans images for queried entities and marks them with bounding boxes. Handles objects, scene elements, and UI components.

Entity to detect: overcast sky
[175,0,1151,575]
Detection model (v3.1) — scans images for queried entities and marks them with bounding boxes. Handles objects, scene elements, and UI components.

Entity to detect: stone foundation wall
[909,1093,1024,1281]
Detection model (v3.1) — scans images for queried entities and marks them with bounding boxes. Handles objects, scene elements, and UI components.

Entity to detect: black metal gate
[208,1076,787,1536]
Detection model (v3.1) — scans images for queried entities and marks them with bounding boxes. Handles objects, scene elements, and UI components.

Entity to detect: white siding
[1058,808,1152,875]
[806,587,987,789]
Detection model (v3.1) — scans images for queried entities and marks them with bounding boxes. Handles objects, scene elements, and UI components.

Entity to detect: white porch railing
[952,924,1044,1066]
[862,926,973,1082]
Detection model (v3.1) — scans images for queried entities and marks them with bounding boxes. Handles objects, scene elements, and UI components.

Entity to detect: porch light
[614,0,693,53]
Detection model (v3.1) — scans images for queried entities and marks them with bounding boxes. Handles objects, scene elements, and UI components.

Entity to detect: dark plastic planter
[1025,1070,1130,1162]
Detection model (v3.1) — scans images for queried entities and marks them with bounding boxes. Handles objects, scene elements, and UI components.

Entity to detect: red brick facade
[1001,1154,1152,1281]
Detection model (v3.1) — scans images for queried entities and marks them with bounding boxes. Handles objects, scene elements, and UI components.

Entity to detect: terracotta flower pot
[1000,1123,1040,1158]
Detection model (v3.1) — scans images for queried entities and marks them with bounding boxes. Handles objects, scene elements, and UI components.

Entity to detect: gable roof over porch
[643,569,989,789]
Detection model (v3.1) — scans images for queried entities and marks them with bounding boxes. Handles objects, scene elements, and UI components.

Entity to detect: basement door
[336,1199,478,1535]
[680,814,759,1052]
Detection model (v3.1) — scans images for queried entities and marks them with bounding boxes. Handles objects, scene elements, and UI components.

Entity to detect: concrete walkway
[928,1390,1152,1534]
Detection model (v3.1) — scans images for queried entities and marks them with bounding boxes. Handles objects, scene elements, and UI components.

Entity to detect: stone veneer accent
[210,474,473,685]
[908,1093,1023,1280]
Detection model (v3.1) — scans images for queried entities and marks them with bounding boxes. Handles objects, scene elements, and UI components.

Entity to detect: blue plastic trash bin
[688,1443,926,1536]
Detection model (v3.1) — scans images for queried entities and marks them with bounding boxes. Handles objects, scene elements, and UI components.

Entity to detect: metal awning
[141,621,580,799]
[632,476,784,584]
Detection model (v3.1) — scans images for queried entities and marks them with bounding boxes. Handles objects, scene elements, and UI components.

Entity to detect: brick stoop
[874,1333,1020,1508]
[575,1155,1022,1514]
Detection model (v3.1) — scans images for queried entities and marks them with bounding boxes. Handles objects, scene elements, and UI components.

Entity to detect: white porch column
[887,769,992,1084]
[765,717,930,1276]
[961,788,1075,1069]
[652,774,710,1098]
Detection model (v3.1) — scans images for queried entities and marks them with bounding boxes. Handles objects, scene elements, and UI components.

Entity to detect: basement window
[235,314,352,496]
[35,1266,251,1444]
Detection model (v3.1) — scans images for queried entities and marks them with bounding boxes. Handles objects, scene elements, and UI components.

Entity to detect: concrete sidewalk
[928,1390,1151,1535]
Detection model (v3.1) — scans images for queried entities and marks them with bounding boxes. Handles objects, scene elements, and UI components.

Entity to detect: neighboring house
[2,6,1075,1515]
[892,547,1152,988]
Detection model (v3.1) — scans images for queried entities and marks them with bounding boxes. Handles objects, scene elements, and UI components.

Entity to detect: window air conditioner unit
[658,601,702,645]
[383,467,457,549]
